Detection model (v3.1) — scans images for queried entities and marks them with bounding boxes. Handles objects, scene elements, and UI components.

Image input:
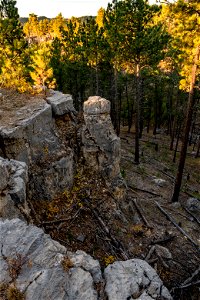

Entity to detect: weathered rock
[104,259,172,300]
[0,158,28,219]
[186,197,200,213]
[0,218,100,300]
[0,95,76,201]
[47,90,76,116]
[82,96,126,199]
[0,219,172,300]
[152,176,166,187]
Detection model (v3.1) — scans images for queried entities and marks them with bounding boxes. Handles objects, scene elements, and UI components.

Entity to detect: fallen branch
[41,209,81,227]
[128,185,161,197]
[41,217,72,226]
[145,245,155,261]
[182,205,200,226]
[182,266,200,285]
[83,198,129,260]
[150,235,175,245]
[155,201,200,251]
[172,280,200,291]
[131,199,152,228]
[184,190,199,199]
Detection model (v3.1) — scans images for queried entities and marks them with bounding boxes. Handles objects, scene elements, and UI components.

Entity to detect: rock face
[0,218,172,300]
[82,96,126,199]
[46,90,76,116]
[0,92,125,202]
[0,218,101,300]
[104,259,172,300]
[0,157,28,219]
[0,91,76,201]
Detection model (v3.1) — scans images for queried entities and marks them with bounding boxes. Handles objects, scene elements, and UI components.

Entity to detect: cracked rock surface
[0,158,28,219]
[104,259,172,300]
[0,218,172,300]
[0,218,100,300]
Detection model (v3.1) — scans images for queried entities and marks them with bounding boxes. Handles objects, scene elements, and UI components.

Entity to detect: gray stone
[0,158,28,219]
[0,93,76,202]
[82,96,126,200]
[47,90,76,116]
[0,218,98,300]
[83,96,110,115]
[186,198,200,213]
[104,259,172,300]
[68,250,102,283]
[152,177,166,187]
[0,161,9,190]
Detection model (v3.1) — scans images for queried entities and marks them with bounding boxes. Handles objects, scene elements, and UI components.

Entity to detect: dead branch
[150,235,175,245]
[41,209,81,228]
[155,201,200,251]
[172,280,200,291]
[41,217,72,226]
[145,245,155,261]
[182,205,200,226]
[128,185,161,197]
[184,190,199,198]
[83,198,129,260]
[182,266,200,285]
[131,198,152,228]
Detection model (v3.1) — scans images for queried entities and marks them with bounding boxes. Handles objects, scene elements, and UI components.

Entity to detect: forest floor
[31,125,200,300]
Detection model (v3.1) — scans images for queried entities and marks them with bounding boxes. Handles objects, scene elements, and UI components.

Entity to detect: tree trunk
[171,45,199,202]
[195,138,200,158]
[135,64,140,164]
[139,78,144,138]
[173,121,181,163]
[153,83,158,136]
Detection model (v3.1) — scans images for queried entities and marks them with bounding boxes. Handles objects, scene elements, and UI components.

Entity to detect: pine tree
[30,44,56,91]
[0,0,30,91]
[168,0,200,202]
[105,0,169,162]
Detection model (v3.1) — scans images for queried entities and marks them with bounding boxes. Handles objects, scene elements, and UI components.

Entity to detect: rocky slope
[0,89,172,299]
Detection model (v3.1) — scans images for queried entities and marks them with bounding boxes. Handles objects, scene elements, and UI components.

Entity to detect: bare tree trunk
[139,78,144,138]
[195,138,200,158]
[173,121,181,163]
[171,45,199,202]
[153,83,158,136]
[135,64,140,164]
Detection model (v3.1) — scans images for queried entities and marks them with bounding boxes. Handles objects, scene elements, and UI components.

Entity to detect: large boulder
[0,218,101,300]
[104,259,172,300]
[47,90,76,116]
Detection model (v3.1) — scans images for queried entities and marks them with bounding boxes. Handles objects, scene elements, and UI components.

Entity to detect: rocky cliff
[0,90,172,299]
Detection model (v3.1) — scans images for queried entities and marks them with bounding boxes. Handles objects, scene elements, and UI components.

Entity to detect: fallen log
[182,266,200,285]
[131,198,152,228]
[150,235,175,245]
[155,201,200,251]
[182,205,200,226]
[83,198,130,260]
[128,185,161,197]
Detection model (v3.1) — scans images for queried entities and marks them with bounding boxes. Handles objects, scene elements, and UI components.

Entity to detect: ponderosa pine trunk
[171,45,199,202]
[134,64,140,164]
